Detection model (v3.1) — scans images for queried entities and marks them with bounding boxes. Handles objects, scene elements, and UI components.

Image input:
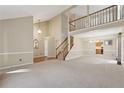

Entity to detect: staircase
[56,36,74,60]
[56,5,124,60]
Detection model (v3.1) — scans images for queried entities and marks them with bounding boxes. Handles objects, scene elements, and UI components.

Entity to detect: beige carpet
[0,56,124,88]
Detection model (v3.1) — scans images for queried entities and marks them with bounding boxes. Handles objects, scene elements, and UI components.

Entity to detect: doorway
[96,41,103,54]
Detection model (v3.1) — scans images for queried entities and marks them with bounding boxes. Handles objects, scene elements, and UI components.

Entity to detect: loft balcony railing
[69,5,124,32]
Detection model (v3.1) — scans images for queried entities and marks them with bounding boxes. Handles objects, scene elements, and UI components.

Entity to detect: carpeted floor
[0,56,124,88]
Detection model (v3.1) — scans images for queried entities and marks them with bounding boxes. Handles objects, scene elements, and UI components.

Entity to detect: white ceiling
[0,5,71,23]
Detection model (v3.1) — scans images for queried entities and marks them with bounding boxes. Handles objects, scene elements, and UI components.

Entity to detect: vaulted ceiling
[0,5,71,23]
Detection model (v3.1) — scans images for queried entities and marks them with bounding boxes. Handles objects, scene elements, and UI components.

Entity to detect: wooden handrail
[63,40,74,60]
[56,36,74,60]
[63,44,69,50]
[69,23,76,27]
[69,15,88,23]
[56,37,69,60]
[69,5,118,31]
[69,5,117,23]
[56,51,61,57]
[56,37,68,50]
[89,5,116,15]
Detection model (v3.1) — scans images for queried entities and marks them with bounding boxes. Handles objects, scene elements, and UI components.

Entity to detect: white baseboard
[0,62,33,70]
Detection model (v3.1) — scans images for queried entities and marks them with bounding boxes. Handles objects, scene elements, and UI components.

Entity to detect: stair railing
[69,5,118,31]
[56,37,69,60]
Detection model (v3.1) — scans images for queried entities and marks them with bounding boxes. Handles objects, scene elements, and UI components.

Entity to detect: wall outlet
[19,58,22,62]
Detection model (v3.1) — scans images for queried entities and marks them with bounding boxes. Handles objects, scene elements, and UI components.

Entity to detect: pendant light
[37,19,42,34]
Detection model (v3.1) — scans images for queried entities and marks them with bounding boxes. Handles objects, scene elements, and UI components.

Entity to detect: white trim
[118,5,121,20]
[70,19,124,36]
[0,62,33,70]
[0,52,33,55]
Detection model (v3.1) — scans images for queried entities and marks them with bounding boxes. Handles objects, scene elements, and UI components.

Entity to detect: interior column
[117,32,122,65]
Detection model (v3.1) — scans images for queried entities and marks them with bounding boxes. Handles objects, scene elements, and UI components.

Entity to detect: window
[104,40,113,46]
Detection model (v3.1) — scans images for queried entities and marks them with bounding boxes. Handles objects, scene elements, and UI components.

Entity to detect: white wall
[0,21,4,65]
[80,35,117,59]
[0,21,3,53]
[65,38,83,60]
[66,34,118,60]
[49,14,68,47]
[48,14,62,47]
[61,14,68,41]
[89,5,111,14]
[33,14,68,57]
[68,5,88,20]
[33,21,49,56]
[0,16,33,68]
[33,19,58,57]
[121,27,124,63]
[68,5,111,20]
[45,37,56,57]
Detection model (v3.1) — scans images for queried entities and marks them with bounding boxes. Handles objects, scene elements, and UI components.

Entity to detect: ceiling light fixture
[37,19,42,34]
